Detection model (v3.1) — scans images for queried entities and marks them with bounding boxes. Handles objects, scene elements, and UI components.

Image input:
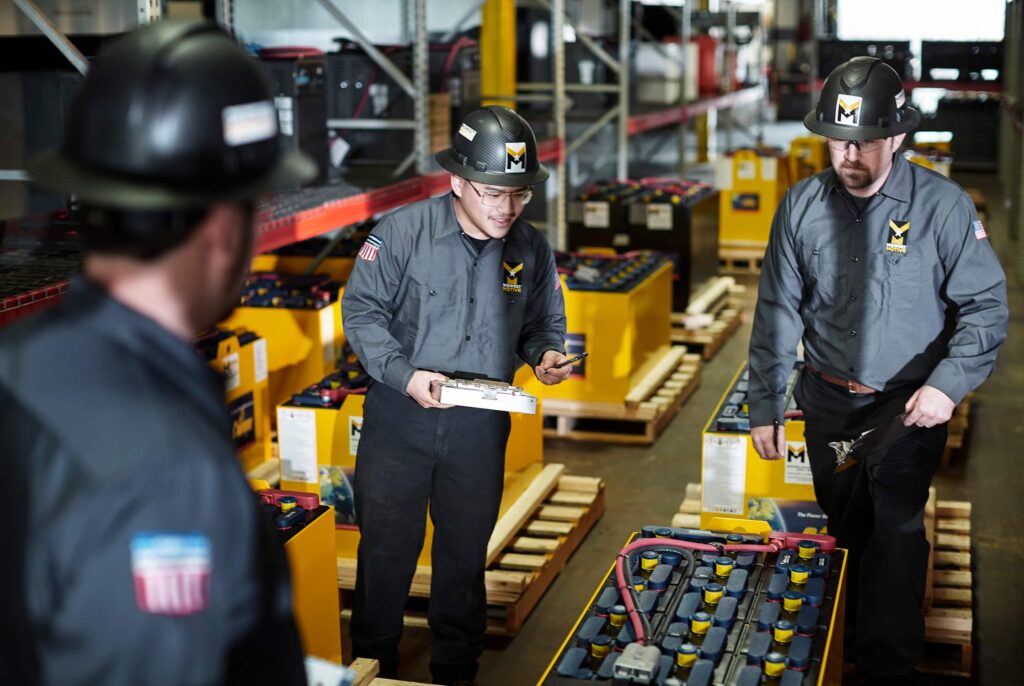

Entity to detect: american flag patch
[358,234,383,261]
[131,533,211,616]
[973,220,987,240]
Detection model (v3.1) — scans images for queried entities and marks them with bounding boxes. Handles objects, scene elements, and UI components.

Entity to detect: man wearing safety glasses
[748,58,1007,684]
[342,107,570,684]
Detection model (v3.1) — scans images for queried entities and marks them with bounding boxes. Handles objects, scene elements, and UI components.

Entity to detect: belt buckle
[847,379,856,394]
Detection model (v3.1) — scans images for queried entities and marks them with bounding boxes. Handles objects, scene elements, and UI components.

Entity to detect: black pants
[795,370,946,679]
[350,381,510,683]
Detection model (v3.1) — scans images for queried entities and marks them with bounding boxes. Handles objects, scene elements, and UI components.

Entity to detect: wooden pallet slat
[671,308,742,361]
[541,352,701,445]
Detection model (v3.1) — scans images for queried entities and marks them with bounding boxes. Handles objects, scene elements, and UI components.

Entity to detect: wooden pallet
[671,308,743,361]
[719,247,765,274]
[539,348,702,444]
[921,488,974,678]
[338,472,605,636]
[349,658,432,686]
[942,394,973,467]
[671,482,703,529]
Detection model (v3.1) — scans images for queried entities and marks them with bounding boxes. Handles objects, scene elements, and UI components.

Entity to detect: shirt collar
[437,191,526,245]
[820,151,912,204]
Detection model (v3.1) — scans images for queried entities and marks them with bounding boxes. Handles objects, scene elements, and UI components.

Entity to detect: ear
[196,203,244,261]
[892,133,907,151]
[450,175,463,198]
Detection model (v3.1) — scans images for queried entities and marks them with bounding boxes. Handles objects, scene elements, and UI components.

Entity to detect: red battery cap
[258,489,319,510]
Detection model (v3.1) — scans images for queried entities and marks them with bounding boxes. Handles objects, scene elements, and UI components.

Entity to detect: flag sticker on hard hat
[835,94,863,126]
[505,143,527,174]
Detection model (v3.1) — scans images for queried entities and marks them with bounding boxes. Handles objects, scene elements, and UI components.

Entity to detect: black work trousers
[350,381,510,684]
[795,370,946,680]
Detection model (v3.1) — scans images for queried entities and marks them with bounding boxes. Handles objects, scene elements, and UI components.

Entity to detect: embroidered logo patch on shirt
[885,219,910,254]
[131,533,211,616]
[502,261,524,294]
[973,220,988,240]
[358,234,383,262]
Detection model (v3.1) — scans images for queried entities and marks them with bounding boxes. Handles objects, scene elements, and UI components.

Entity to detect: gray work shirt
[342,193,567,393]
[748,153,1008,426]
[0,278,306,685]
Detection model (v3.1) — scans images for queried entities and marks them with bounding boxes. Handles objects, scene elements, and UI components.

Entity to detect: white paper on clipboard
[702,434,747,515]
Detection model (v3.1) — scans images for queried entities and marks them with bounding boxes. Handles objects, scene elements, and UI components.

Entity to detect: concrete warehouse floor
[340,141,1022,685]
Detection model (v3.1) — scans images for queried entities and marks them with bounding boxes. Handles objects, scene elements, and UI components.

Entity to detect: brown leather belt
[805,363,877,394]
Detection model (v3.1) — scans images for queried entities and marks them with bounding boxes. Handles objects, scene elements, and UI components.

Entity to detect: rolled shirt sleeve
[924,194,1008,404]
[748,191,806,427]
[342,217,417,395]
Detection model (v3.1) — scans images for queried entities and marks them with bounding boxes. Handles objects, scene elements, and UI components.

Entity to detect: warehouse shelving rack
[0,0,768,323]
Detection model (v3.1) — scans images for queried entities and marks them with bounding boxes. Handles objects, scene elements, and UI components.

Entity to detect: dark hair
[79,204,212,260]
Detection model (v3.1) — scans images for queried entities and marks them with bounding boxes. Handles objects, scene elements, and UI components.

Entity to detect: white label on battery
[736,160,757,180]
[714,158,733,190]
[784,441,813,485]
[320,306,336,366]
[253,338,268,384]
[612,233,630,247]
[582,201,610,229]
[761,157,777,181]
[646,204,674,230]
[348,415,363,457]
[702,434,747,515]
[278,408,318,484]
[222,100,278,147]
[222,352,241,392]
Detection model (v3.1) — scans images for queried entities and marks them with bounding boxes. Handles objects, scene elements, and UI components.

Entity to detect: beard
[837,163,872,190]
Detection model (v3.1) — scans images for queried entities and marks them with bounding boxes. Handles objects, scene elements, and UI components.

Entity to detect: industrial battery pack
[250,228,371,283]
[260,48,329,184]
[716,148,791,252]
[220,273,345,416]
[701,362,826,534]
[539,526,846,685]
[523,254,672,405]
[195,328,272,473]
[787,137,828,186]
[257,489,342,664]
[277,364,544,565]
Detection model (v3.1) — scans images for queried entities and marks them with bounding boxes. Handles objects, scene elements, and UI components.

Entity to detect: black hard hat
[435,106,549,187]
[804,57,920,141]
[28,20,317,210]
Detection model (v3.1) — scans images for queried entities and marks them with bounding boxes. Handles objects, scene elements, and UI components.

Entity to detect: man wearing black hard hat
[343,106,569,684]
[0,21,316,685]
[748,57,1008,682]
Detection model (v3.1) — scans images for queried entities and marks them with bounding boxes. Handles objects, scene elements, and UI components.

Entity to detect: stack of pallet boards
[539,346,702,444]
[670,276,745,361]
[337,463,605,636]
[921,487,974,679]
[942,393,973,467]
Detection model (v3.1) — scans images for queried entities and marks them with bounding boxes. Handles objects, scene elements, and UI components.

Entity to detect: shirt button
[465,335,471,341]
[474,261,478,267]
[851,256,859,262]
[856,218,863,223]
[849,294,857,301]
[850,330,857,337]
[469,297,475,304]
[429,290,436,296]
[812,249,820,255]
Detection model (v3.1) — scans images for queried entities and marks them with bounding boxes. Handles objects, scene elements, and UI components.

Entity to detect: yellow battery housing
[221,297,344,416]
[204,330,273,473]
[788,135,829,184]
[700,362,826,533]
[717,148,790,250]
[523,260,673,405]
[276,366,544,565]
[251,254,356,282]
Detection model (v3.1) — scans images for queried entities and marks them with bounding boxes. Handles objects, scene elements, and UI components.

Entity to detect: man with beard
[342,106,570,685]
[747,57,1007,684]
[0,21,316,685]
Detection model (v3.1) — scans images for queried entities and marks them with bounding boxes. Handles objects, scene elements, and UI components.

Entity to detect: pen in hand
[549,351,588,370]
[773,418,780,456]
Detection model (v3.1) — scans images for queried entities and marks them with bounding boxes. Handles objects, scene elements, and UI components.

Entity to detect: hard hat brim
[27,148,318,210]
[435,148,549,187]
[803,106,921,141]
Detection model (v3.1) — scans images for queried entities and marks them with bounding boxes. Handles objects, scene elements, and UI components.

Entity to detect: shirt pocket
[875,252,921,310]
[801,245,840,301]
[397,278,453,343]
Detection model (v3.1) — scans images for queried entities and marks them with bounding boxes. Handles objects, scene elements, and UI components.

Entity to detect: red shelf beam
[627,86,765,136]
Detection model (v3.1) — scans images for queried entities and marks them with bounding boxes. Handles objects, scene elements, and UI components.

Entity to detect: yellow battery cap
[789,564,810,585]
[797,540,818,560]
[783,590,804,613]
[640,551,660,572]
[690,612,712,636]
[764,652,787,677]
[773,620,794,645]
[279,496,298,513]
[590,635,613,660]
[703,583,725,606]
[675,643,698,668]
[714,556,735,577]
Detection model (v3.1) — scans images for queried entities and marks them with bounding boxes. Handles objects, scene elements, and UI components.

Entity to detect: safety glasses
[466,181,533,208]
